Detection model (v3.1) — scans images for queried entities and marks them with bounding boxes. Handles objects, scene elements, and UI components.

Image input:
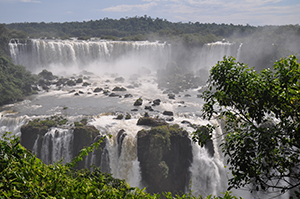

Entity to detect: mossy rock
[134,98,143,106]
[82,82,91,86]
[76,78,83,83]
[137,124,192,194]
[20,116,68,150]
[137,117,167,127]
[112,86,127,91]
[38,69,56,80]
[66,80,76,86]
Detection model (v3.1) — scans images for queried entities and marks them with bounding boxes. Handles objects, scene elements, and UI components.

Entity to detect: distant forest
[4,16,300,48]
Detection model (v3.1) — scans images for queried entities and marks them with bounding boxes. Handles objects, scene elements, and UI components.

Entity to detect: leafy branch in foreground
[199,55,300,195]
[0,132,241,198]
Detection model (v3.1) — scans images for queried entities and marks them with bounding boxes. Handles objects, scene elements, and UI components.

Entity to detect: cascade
[189,41,241,72]
[9,39,171,73]
[38,128,73,164]
[0,112,29,137]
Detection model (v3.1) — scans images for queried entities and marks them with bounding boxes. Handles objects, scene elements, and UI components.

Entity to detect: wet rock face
[20,117,107,170]
[137,124,193,195]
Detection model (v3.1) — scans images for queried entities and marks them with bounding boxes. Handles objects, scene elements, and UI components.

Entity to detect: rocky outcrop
[163,111,174,116]
[137,124,193,195]
[20,117,106,170]
[136,116,167,127]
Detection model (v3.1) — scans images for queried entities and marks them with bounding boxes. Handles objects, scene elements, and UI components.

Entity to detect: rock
[152,99,161,106]
[184,94,191,97]
[38,79,51,87]
[112,86,127,91]
[73,124,100,169]
[109,93,119,97]
[42,85,50,90]
[134,98,143,106]
[131,109,138,112]
[93,87,103,93]
[74,93,79,96]
[145,106,154,111]
[82,82,91,87]
[103,90,110,95]
[117,129,127,157]
[69,90,76,93]
[76,78,83,83]
[163,111,174,116]
[115,114,124,120]
[55,78,68,86]
[125,113,131,120]
[115,77,125,83]
[137,117,167,127]
[181,120,193,127]
[38,69,56,80]
[124,94,133,98]
[78,91,84,94]
[168,93,175,99]
[137,124,192,194]
[66,80,76,86]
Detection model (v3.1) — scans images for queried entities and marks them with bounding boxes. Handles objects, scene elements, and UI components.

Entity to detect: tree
[198,55,300,195]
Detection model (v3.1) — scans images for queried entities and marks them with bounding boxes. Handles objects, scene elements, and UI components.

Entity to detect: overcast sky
[0,0,299,26]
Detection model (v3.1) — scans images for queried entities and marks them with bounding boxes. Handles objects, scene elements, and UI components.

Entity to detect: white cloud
[101,2,157,12]
[153,0,299,25]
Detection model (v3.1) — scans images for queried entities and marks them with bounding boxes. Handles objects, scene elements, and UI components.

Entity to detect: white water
[9,39,171,75]
[1,39,285,198]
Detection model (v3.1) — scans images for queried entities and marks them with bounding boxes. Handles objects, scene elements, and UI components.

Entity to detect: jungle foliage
[199,55,300,196]
[4,16,256,42]
[0,132,241,199]
[0,56,36,106]
[0,24,37,106]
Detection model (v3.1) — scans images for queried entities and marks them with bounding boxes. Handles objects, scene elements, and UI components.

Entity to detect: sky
[0,0,299,26]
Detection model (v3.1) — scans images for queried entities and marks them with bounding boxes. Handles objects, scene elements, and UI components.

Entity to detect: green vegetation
[0,24,36,106]
[4,16,256,43]
[0,56,36,105]
[1,132,241,198]
[199,55,300,195]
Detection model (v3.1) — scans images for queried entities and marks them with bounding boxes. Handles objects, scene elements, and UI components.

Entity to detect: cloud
[153,0,299,25]
[101,2,157,12]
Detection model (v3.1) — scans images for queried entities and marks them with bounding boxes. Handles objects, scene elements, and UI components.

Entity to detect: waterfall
[89,116,143,188]
[39,128,73,164]
[0,113,29,137]
[191,41,240,72]
[237,43,243,61]
[9,39,171,74]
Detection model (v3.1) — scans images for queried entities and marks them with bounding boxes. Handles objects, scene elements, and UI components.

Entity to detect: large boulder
[137,124,193,195]
[137,116,167,127]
